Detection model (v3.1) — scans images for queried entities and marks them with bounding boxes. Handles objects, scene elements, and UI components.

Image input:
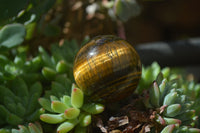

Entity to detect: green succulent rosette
[0,78,43,131]
[140,62,200,132]
[39,84,104,133]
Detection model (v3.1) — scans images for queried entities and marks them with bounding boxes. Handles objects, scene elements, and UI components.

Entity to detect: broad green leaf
[0,24,26,48]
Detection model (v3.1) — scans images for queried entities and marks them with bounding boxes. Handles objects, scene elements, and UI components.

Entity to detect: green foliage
[0,22,87,132]
[0,0,28,23]
[0,0,55,26]
[39,84,104,133]
[0,24,26,50]
[0,78,43,128]
[137,62,170,94]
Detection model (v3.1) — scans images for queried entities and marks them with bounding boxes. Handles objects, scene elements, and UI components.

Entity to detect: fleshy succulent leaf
[164,104,182,118]
[71,88,84,108]
[51,101,68,113]
[82,103,104,114]
[38,98,53,112]
[57,119,78,133]
[64,108,80,119]
[149,81,160,107]
[161,124,175,133]
[79,113,92,127]
[40,114,65,124]
[42,67,56,80]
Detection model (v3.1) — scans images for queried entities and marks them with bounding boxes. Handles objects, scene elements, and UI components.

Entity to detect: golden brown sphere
[73,35,142,102]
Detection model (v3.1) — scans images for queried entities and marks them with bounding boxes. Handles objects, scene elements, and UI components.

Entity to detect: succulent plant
[0,77,43,131]
[37,39,83,99]
[0,32,89,132]
[39,84,104,133]
[143,70,200,132]
[39,39,80,82]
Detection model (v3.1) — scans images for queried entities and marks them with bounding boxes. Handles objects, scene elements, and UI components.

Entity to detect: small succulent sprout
[144,71,198,132]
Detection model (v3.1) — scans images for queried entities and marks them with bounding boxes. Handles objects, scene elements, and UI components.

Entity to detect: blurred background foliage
[1,0,200,54]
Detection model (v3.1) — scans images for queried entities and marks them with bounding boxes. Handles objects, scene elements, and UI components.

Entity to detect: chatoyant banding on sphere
[73,35,142,102]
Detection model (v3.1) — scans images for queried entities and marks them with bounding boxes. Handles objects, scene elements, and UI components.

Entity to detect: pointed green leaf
[9,78,29,100]
[39,46,54,68]
[38,98,53,112]
[163,92,178,106]
[150,81,160,107]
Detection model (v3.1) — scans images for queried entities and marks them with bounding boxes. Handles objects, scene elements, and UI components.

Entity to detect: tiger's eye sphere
[73,35,142,102]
